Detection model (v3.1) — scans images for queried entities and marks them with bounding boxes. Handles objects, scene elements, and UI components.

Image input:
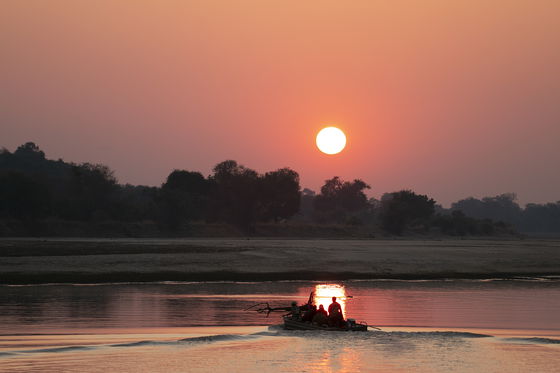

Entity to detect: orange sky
[2,1,559,206]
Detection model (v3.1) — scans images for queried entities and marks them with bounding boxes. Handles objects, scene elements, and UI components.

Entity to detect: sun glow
[316,127,346,155]
[314,284,347,318]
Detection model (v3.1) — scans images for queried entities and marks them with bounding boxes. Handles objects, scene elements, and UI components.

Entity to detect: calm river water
[1,280,559,372]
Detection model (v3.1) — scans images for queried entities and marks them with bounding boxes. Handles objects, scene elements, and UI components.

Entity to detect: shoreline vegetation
[0,219,523,239]
[2,144,558,285]
[1,238,559,285]
[2,142,559,239]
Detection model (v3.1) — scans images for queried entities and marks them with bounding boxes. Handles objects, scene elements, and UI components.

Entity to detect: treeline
[300,184,514,236]
[451,194,560,234]
[0,143,299,234]
[1,142,557,237]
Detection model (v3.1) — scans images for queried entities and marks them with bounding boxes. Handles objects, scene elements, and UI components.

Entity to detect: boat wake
[502,337,560,345]
[0,332,271,357]
[3,328,558,358]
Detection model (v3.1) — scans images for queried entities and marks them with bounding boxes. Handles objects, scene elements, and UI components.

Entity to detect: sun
[316,127,346,155]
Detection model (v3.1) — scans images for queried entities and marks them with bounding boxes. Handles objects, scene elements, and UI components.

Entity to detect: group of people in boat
[290,296,345,328]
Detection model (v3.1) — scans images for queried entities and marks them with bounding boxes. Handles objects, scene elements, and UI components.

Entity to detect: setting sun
[316,127,346,155]
[314,284,347,318]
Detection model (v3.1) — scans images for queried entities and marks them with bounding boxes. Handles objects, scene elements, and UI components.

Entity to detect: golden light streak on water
[314,284,347,318]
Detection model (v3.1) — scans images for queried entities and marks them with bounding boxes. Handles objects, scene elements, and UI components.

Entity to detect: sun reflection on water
[314,284,347,318]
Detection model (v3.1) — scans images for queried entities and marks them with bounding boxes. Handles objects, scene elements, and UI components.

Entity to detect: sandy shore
[1,238,559,284]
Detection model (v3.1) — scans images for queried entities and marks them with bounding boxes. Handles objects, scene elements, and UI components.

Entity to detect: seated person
[328,296,344,327]
[312,304,328,325]
[290,301,301,320]
[302,305,317,322]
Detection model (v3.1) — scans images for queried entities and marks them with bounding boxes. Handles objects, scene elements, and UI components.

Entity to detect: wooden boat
[246,291,373,332]
[283,315,368,331]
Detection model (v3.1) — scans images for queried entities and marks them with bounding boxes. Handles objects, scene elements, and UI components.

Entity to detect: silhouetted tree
[114,184,159,222]
[1,142,67,178]
[159,170,208,230]
[451,193,522,226]
[0,171,50,219]
[296,188,316,221]
[260,168,301,222]
[62,163,118,220]
[0,171,50,234]
[15,141,45,157]
[380,190,435,235]
[208,160,260,233]
[313,177,370,224]
[521,202,560,233]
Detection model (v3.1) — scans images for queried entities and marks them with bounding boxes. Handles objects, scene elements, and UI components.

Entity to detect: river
[1,280,559,372]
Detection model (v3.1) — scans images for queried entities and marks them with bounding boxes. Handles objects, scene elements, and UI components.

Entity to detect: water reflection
[314,284,347,318]
[306,348,363,373]
[0,281,559,334]
[1,282,560,373]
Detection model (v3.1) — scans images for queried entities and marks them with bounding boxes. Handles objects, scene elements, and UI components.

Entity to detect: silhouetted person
[302,305,317,322]
[328,296,344,327]
[290,301,301,320]
[312,304,328,325]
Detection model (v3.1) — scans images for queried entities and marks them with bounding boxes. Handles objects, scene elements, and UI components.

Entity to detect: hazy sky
[2,1,559,206]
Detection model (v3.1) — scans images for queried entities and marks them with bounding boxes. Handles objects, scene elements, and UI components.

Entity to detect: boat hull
[283,317,368,332]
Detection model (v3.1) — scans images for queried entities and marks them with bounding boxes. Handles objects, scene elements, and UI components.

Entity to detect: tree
[63,163,118,220]
[313,177,370,223]
[115,184,158,222]
[260,168,301,222]
[521,202,560,233]
[451,193,522,226]
[208,160,260,233]
[14,142,45,161]
[296,188,316,221]
[0,171,50,234]
[380,190,436,235]
[0,171,50,220]
[159,170,208,230]
[0,143,121,221]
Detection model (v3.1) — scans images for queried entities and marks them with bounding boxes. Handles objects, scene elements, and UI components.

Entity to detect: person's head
[332,296,337,302]
[319,304,324,310]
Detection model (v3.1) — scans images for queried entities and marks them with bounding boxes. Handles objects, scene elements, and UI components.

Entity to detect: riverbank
[0,220,382,238]
[1,238,559,284]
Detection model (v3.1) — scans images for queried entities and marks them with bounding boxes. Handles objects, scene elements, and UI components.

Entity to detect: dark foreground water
[1,280,559,372]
